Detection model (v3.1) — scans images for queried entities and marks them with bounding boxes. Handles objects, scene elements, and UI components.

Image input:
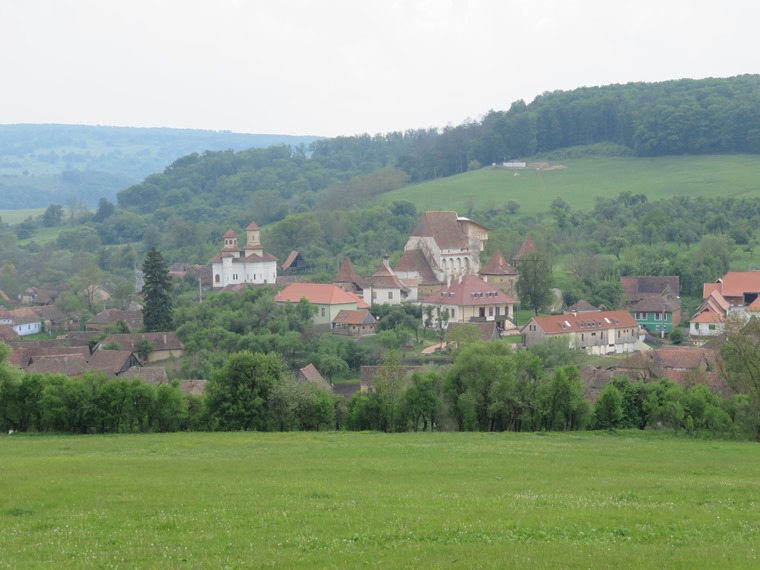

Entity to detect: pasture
[378,155,760,216]
[2,431,759,568]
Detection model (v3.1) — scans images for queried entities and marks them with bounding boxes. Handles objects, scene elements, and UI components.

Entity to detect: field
[2,432,759,568]
[0,208,45,225]
[378,155,760,216]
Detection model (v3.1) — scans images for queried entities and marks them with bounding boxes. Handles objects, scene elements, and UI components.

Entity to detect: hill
[377,154,760,215]
[0,124,321,208]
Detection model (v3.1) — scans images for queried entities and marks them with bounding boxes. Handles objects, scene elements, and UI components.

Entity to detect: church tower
[244,222,264,256]
[222,230,241,258]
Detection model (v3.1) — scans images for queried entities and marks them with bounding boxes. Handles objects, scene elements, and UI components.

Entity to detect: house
[297,363,331,390]
[613,347,727,394]
[478,250,519,298]
[0,308,43,336]
[631,292,681,335]
[209,222,278,288]
[703,271,760,307]
[620,276,681,334]
[699,289,731,315]
[331,309,377,337]
[274,283,369,327]
[86,350,141,377]
[521,310,638,355]
[394,211,488,297]
[689,311,726,338]
[18,286,60,306]
[365,256,414,305]
[280,251,309,275]
[26,354,90,376]
[13,345,92,369]
[621,276,680,304]
[82,283,112,306]
[34,304,77,333]
[95,332,184,363]
[87,309,143,332]
[419,274,518,331]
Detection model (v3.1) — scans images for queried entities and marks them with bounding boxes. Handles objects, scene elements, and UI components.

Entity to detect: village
[0,209,750,403]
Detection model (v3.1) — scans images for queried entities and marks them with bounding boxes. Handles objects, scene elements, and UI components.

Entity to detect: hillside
[0,124,321,208]
[377,154,760,215]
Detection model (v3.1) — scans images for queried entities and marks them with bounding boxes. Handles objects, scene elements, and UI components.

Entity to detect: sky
[1,0,759,138]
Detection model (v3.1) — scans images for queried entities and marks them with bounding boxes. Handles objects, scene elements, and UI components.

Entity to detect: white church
[209,222,278,288]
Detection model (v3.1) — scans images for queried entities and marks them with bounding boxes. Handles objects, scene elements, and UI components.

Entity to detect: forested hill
[116,75,760,228]
[0,124,321,208]
[398,74,760,181]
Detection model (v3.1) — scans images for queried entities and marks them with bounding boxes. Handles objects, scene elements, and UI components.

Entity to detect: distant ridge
[0,124,322,208]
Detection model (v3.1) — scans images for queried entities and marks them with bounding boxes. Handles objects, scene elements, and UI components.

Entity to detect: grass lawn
[2,431,759,568]
[378,154,760,216]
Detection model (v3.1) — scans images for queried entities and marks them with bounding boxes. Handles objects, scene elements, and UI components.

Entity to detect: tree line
[3,337,757,439]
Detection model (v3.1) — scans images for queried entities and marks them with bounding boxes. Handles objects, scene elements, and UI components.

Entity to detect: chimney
[163,334,167,345]
[447,275,451,288]
[459,274,463,284]
[382,255,391,271]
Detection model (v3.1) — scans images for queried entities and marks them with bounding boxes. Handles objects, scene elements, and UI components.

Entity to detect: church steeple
[222,230,241,258]
[244,221,264,256]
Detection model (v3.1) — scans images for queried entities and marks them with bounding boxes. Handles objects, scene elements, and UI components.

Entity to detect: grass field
[378,155,760,216]
[0,208,46,225]
[2,431,759,568]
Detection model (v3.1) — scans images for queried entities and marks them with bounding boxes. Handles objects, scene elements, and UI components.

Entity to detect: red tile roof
[711,272,760,299]
[691,311,725,324]
[421,275,517,306]
[513,235,537,262]
[395,249,440,285]
[332,309,376,326]
[333,257,369,289]
[298,363,331,390]
[479,250,518,276]
[274,283,370,308]
[410,211,470,250]
[523,310,637,335]
[621,276,680,303]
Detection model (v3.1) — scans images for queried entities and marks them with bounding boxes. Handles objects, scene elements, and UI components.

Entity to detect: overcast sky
[2,0,758,137]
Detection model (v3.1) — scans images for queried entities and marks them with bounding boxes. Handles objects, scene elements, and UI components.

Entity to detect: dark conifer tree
[142,247,173,332]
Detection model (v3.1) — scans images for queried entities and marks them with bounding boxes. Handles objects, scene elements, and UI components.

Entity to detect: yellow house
[419,275,518,332]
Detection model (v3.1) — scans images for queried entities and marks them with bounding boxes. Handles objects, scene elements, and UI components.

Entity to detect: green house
[632,294,681,334]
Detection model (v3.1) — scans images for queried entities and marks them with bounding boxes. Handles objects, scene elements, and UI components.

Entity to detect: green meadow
[2,432,758,568]
[378,155,760,216]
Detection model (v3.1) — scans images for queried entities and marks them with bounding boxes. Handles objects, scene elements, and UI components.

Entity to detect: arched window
[215,274,220,283]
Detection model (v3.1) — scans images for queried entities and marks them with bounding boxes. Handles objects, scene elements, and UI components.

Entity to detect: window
[320,307,325,317]
[495,307,500,316]
[654,312,662,321]
[709,324,716,331]
[215,274,220,283]
[451,309,455,318]
[488,307,494,316]
[388,292,393,300]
